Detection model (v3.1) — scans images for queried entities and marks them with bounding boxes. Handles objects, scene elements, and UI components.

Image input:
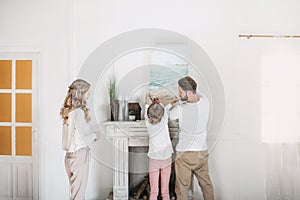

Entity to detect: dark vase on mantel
[110,99,119,121]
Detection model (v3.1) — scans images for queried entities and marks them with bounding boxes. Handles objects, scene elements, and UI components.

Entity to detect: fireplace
[128,146,178,199]
[103,120,179,200]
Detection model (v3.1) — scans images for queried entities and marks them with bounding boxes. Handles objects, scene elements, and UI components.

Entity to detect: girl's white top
[145,104,174,160]
[62,108,97,152]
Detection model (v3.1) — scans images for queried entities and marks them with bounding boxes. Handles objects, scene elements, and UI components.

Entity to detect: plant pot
[129,115,136,121]
[110,99,119,121]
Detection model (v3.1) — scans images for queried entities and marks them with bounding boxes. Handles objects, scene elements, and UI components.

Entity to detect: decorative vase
[110,99,119,121]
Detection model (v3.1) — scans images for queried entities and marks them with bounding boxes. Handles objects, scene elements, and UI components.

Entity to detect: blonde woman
[60,79,100,200]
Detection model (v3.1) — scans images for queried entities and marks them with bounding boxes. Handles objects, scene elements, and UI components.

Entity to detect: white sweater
[169,92,209,151]
[62,108,97,152]
[145,104,174,160]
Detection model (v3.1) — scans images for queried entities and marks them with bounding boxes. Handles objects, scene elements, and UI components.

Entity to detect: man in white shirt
[170,76,214,200]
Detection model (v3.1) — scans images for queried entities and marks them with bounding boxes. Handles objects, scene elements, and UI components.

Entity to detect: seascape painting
[149,47,189,105]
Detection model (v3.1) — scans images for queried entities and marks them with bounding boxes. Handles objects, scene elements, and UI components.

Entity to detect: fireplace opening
[128,144,177,200]
[129,167,177,200]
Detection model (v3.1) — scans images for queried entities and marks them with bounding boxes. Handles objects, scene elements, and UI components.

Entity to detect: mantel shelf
[103,119,179,127]
[103,120,179,139]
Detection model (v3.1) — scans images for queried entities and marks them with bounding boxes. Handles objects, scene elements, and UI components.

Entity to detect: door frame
[0,47,41,200]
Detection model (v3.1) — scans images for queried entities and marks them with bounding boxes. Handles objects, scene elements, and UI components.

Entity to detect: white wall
[1,0,300,199]
[0,1,71,200]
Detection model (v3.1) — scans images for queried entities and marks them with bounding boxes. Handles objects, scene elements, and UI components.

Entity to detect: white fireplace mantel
[103,120,179,200]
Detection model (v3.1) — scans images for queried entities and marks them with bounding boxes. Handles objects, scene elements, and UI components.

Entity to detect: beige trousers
[65,147,90,200]
[175,151,214,200]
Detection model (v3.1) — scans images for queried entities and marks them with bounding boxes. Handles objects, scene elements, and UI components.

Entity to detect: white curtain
[261,54,300,200]
[266,143,300,200]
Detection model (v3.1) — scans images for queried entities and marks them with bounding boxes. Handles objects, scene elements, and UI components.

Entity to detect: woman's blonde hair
[60,79,91,124]
[147,103,164,125]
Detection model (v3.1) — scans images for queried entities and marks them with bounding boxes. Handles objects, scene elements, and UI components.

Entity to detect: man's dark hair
[178,76,197,94]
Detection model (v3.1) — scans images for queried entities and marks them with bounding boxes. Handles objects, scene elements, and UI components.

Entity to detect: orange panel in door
[16,94,32,123]
[16,127,32,156]
[0,126,12,155]
[16,60,32,89]
[0,60,12,89]
[0,93,11,122]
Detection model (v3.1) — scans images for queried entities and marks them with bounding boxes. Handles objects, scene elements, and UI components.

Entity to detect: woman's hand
[93,132,100,141]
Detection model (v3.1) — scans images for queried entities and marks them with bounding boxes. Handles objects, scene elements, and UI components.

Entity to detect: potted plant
[128,110,136,121]
[108,77,118,121]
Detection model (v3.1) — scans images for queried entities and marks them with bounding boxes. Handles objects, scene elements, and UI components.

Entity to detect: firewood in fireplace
[130,175,149,199]
[134,176,149,199]
[106,191,113,200]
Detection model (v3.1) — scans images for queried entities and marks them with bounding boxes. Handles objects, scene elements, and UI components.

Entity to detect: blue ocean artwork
[149,47,189,104]
[150,64,188,96]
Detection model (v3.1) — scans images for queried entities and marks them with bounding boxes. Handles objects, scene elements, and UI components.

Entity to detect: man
[170,76,214,200]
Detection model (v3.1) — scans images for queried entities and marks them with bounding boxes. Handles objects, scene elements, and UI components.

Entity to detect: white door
[0,53,38,200]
